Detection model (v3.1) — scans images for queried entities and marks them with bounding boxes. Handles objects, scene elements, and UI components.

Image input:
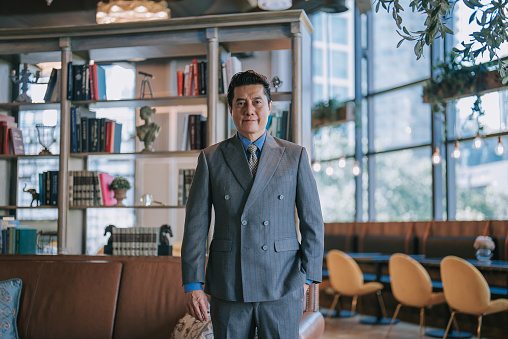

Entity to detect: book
[9,127,25,155]
[89,63,96,100]
[183,64,190,96]
[70,106,78,153]
[0,121,18,154]
[15,228,37,254]
[105,120,115,153]
[88,118,100,152]
[199,61,207,95]
[67,62,74,100]
[226,56,242,88]
[44,68,58,102]
[0,115,15,123]
[72,64,85,100]
[99,172,116,206]
[177,71,184,96]
[192,58,199,96]
[49,170,59,206]
[92,171,103,206]
[95,65,107,100]
[113,122,122,153]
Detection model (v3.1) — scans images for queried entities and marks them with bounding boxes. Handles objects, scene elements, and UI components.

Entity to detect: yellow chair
[385,253,446,339]
[441,256,508,339]
[326,249,387,324]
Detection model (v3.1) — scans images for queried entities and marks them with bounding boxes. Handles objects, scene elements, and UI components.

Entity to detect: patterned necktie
[247,144,258,177]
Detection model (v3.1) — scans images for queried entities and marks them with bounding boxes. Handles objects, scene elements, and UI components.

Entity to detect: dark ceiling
[0,0,333,29]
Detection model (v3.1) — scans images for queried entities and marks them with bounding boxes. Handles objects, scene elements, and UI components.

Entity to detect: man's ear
[228,106,232,115]
[268,101,272,114]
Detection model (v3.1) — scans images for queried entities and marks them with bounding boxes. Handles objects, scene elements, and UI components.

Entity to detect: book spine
[192,59,199,96]
[88,118,99,152]
[68,170,74,207]
[49,171,59,206]
[67,62,74,100]
[81,117,88,152]
[70,107,77,153]
[177,71,184,96]
[99,118,106,152]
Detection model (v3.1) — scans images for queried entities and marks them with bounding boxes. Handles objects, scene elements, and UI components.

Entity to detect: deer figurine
[23,183,40,207]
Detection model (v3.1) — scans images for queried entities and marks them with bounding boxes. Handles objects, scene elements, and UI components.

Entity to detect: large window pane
[373,86,431,151]
[313,122,355,160]
[375,148,432,221]
[449,90,508,140]
[372,9,430,91]
[331,50,348,79]
[454,138,508,220]
[314,158,356,222]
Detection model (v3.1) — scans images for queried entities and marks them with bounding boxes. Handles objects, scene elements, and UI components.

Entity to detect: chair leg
[442,311,456,339]
[419,307,425,339]
[376,290,389,318]
[450,308,461,334]
[384,303,401,338]
[477,315,483,339]
[326,293,340,320]
[350,295,359,325]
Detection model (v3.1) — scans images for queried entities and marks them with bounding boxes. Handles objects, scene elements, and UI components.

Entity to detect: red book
[192,59,199,96]
[89,63,96,101]
[105,120,115,153]
[0,121,17,154]
[177,71,184,96]
[99,172,116,206]
[9,127,25,155]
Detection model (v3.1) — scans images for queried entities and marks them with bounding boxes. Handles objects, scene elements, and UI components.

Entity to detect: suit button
[241,220,247,226]
[262,245,268,251]
[278,195,284,200]
[224,195,230,200]
[263,220,269,226]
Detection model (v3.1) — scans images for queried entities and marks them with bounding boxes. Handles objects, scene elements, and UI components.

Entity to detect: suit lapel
[222,135,252,192]
[243,134,285,212]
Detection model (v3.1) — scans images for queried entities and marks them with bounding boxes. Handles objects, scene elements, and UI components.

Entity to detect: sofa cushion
[361,234,416,254]
[26,261,122,339]
[423,236,476,259]
[113,257,186,339]
[0,278,22,339]
[171,313,213,339]
[324,234,356,253]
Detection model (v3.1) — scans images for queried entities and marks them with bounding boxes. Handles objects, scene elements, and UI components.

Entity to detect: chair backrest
[440,256,491,315]
[389,253,433,307]
[327,250,364,296]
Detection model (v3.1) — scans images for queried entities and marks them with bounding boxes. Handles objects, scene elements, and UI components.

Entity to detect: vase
[475,248,493,265]
[113,189,127,207]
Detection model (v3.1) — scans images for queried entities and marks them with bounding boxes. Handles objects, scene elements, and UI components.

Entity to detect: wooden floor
[321,314,488,339]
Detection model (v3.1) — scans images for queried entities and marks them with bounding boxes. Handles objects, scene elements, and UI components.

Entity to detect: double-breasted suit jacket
[181,133,324,303]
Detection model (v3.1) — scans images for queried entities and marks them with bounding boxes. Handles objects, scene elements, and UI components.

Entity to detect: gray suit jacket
[181,133,324,302]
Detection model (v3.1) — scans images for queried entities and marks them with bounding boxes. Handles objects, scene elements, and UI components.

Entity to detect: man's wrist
[184,283,203,292]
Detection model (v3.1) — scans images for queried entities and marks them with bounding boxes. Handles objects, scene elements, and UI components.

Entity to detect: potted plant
[311,99,355,130]
[109,177,131,207]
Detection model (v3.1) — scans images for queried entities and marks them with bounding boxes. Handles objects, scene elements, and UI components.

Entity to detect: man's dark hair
[227,70,272,107]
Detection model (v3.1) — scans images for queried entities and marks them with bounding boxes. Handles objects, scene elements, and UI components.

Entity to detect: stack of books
[66,63,107,101]
[0,216,37,254]
[177,59,207,96]
[178,169,196,205]
[0,114,24,155]
[111,227,159,256]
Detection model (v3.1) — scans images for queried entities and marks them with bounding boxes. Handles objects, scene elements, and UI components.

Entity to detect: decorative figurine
[139,71,154,98]
[109,177,131,207]
[271,76,283,92]
[136,106,160,152]
[10,63,45,103]
[23,183,40,207]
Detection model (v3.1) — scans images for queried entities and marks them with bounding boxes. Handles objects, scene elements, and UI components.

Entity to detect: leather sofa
[0,255,324,339]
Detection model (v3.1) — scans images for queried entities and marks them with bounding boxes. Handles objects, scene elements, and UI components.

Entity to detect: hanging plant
[375,0,508,84]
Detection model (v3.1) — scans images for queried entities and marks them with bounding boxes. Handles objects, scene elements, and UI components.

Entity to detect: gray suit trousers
[210,287,304,339]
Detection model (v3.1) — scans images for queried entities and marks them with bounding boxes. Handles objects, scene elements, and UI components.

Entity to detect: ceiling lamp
[96,0,170,24]
[258,0,292,10]
[321,0,348,13]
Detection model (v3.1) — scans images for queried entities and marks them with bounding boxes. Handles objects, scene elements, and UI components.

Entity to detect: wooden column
[206,27,218,145]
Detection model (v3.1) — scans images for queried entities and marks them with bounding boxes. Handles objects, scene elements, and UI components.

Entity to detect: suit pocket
[210,239,232,252]
[274,237,300,252]
[273,174,294,183]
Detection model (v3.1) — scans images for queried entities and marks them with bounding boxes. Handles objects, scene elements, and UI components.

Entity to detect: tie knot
[247,144,257,154]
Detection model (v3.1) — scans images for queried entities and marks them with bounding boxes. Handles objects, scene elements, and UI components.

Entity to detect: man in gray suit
[181,70,324,338]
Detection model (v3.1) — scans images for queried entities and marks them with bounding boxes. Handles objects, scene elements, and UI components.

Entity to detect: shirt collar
[237,131,267,153]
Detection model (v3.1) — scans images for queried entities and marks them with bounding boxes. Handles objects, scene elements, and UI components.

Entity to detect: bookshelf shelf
[69,150,201,159]
[70,205,185,209]
[74,96,208,109]
[0,10,312,255]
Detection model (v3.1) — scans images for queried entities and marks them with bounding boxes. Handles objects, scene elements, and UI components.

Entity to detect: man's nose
[245,102,255,114]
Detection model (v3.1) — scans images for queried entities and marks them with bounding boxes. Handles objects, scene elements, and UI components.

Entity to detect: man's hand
[185,290,209,322]
[304,283,310,295]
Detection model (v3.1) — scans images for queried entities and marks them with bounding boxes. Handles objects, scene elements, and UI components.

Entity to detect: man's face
[229,84,271,142]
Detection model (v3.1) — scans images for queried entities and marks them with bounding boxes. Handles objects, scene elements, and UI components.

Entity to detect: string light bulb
[325,163,334,176]
[352,161,361,176]
[432,147,441,165]
[472,132,483,149]
[451,140,461,159]
[495,136,504,156]
[338,155,346,168]
[312,161,321,172]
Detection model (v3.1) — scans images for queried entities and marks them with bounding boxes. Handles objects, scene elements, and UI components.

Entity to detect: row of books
[43,63,107,103]
[219,55,242,94]
[180,114,207,150]
[110,227,160,256]
[0,114,24,155]
[266,110,290,141]
[69,171,116,207]
[67,63,107,101]
[70,106,122,153]
[178,169,196,206]
[177,59,207,96]
[1,216,37,254]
